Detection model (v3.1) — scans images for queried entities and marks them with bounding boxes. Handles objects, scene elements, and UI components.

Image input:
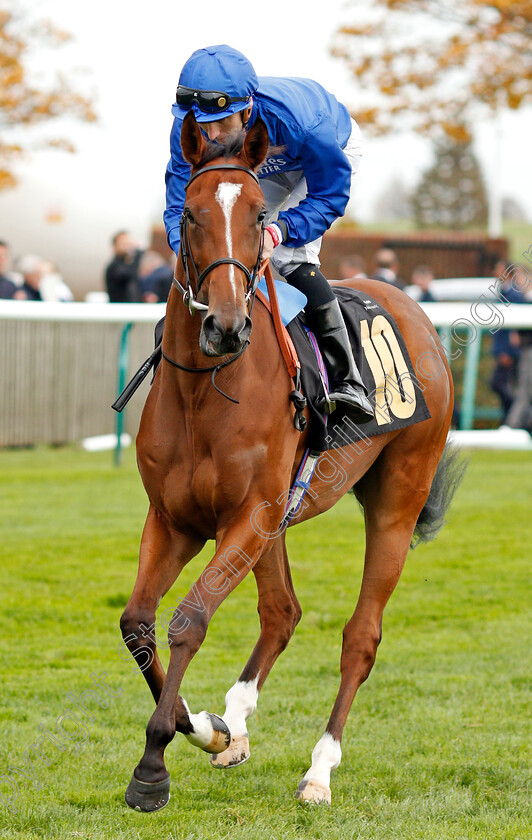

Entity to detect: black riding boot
[307,298,374,423]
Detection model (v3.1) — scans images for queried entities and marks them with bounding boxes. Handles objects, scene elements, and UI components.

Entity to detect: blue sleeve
[277,117,352,248]
[163,119,191,256]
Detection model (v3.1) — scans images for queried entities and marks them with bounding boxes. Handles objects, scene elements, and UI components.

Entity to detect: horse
[119,110,458,811]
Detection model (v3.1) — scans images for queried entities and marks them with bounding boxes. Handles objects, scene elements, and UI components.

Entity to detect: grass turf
[0,445,530,839]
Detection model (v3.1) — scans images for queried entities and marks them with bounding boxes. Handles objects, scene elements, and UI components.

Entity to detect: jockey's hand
[261,227,276,267]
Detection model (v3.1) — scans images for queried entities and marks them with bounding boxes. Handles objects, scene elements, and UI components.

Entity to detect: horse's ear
[181,111,205,167]
[242,117,269,171]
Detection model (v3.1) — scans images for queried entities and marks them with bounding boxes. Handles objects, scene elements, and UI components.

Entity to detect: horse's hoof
[124,773,171,812]
[296,778,332,805]
[210,733,250,768]
[185,712,231,754]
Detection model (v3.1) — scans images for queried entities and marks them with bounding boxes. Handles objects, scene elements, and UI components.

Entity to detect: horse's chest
[156,451,253,533]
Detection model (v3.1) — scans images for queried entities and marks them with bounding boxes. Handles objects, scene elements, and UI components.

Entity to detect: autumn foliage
[332,0,532,139]
[0,8,96,190]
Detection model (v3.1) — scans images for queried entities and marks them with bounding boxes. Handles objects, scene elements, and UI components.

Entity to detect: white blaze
[215,182,242,298]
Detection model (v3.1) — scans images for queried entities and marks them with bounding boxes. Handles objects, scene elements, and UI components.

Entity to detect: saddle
[112,271,430,456]
[256,274,431,454]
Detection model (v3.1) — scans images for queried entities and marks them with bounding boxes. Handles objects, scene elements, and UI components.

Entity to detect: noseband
[173,163,265,314]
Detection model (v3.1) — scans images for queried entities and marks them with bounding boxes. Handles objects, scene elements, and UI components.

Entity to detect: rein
[161,293,257,404]
[164,162,265,403]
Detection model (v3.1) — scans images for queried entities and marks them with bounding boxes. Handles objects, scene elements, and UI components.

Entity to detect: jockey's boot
[308,298,374,423]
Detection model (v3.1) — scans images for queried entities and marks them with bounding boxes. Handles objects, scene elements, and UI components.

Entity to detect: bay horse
[120,111,458,810]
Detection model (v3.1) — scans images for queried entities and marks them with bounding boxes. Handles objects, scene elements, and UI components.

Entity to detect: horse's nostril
[238,317,252,340]
[203,314,224,340]
[202,312,252,356]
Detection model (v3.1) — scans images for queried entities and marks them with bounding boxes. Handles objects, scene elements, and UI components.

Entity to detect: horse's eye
[257,209,266,224]
[185,208,195,224]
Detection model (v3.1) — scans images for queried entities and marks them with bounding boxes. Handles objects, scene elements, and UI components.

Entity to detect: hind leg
[297,429,446,804]
[210,535,301,768]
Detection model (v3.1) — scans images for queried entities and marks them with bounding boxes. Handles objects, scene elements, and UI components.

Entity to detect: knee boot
[307,298,374,423]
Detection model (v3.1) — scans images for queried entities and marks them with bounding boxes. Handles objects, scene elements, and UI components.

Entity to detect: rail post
[115,323,133,465]
[460,325,483,430]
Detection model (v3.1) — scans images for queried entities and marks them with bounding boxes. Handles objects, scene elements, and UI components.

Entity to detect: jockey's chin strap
[172,163,265,315]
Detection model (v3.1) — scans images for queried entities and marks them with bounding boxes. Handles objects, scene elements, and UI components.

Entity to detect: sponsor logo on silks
[259,156,287,175]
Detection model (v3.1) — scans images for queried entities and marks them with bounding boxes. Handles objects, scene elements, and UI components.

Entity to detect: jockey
[164,45,374,423]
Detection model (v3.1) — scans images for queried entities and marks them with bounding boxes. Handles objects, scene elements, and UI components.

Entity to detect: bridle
[163,162,266,403]
[172,163,265,315]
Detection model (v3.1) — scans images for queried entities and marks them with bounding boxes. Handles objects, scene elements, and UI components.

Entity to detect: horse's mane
[198,134,246,167]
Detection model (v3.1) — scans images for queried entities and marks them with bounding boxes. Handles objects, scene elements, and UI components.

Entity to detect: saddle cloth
[140,283,431,455]
[279,286,431,453]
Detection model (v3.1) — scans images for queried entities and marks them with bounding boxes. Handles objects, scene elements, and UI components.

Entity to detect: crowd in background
[338,249,532,433]
[0,240,74,302]
[104,231,174,304]
[0,232,175,305]
[1,233,531,432]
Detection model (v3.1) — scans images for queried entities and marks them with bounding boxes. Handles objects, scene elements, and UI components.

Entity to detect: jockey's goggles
[176,85,251,114]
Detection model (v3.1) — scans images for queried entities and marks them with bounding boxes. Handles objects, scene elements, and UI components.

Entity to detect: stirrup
[327,382,374,423]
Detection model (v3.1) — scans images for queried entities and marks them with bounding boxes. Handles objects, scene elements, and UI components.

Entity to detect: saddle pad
[287,286,431,452]
[257,277,307,326]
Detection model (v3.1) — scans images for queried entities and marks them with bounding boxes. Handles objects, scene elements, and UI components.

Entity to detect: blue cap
[172,45,258,123]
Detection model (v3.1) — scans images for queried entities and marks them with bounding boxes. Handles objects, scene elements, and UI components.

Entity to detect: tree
[374,176,412,220]
[411,137,488,229]
[0,6,96,190]
[502,196,528,222]
[331,0,532,140]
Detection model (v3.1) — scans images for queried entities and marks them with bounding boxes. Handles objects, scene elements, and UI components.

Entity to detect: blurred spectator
[505,267,532,432]
[138,250,174,303]
[14,255,43,301]
[489,260,525,421]
[0,240,17,299]
[11,255,73,302]
[411,264,436,302]
[338,254,367,281]
[40,260,74,302]
[371,248,405,289]
[105,231,143,302]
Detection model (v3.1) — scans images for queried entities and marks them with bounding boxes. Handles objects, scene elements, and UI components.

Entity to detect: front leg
[124,507,281,812]
[120,505,204,703]
[210,535,301,768]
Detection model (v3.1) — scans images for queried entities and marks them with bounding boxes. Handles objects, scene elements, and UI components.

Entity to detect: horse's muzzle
[200,313,252,357]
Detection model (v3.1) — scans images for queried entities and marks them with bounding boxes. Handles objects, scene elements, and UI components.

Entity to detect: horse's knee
[145,712,177,751]
[120,606,155,649]
[340,628,381,685]
[292,598,303,629]
[120,607,137,641]
[168,610,208,657]
[262,596,301,650]
[281,596,302,633]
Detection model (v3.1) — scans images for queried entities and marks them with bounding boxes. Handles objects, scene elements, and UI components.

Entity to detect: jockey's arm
[164,120,192,256]
[275,118,352,248]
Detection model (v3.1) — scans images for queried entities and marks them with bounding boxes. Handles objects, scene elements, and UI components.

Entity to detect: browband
[185,163,260,190]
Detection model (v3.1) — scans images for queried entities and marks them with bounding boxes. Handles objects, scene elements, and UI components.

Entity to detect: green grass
[0,446,530,839]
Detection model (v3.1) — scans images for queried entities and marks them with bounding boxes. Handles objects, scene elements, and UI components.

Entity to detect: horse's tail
[411,442,467,548]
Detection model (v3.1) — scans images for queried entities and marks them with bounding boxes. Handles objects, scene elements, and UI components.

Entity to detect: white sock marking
[182,699,214,749]
[303,733,342,788]
[215,182,242,301]
[222,675,260,737]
